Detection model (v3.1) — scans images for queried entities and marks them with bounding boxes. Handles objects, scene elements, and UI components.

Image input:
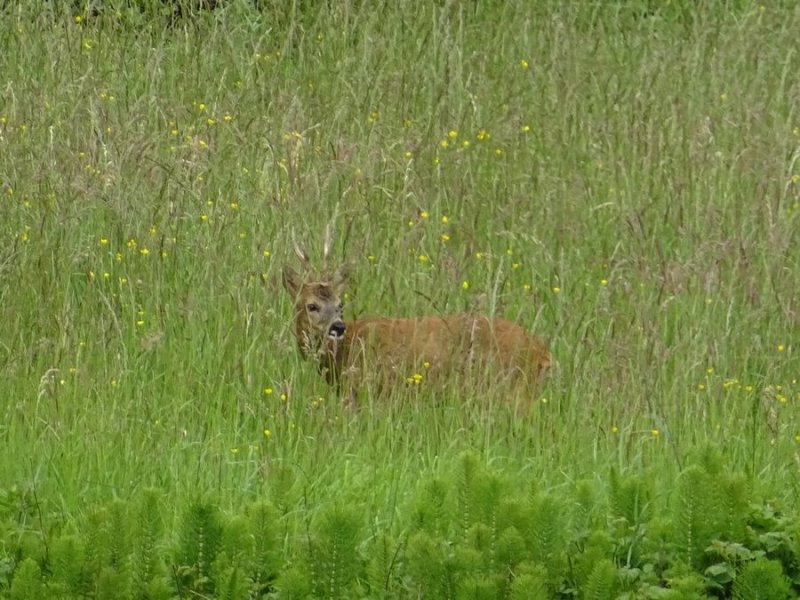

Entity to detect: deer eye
[307,303,319,313]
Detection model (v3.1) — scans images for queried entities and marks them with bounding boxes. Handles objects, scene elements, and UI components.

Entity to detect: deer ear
[332,263,351,293]
[282,266,303,298]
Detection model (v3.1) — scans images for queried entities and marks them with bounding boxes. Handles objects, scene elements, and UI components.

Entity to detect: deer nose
[328,320,346,339]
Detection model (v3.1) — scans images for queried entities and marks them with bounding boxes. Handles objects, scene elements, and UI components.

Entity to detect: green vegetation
[1,1,799,597]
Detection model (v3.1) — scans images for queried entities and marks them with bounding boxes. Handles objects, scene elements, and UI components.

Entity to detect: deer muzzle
[328,320,346,339]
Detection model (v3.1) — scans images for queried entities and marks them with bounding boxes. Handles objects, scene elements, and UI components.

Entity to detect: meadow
[0,1,799,597]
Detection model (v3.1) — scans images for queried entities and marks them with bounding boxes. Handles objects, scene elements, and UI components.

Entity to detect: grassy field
[1,1,799,597]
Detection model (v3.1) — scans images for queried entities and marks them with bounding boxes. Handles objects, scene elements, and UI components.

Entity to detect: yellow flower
[600,279,608,286]
[777,344,786,352]
[418,254,429,263]
[440,234,450,242]
[231,447,239,454]
[263,249,271,257]
[420,210,429,219]
[476,129,490,141]
[520,59,529,70]
[521,124,531,133]
[207,117,216,126]
[611,425,619,434]
[99,237,109,246]
[197,102,207,112]
[264,387,273,395]
[448,130,458,139]
[651,429,660,437]
[404,151,413,158]
[263,429,271,438]
[461,280,470,290]
[441,215,449,224]
[367,255,376,262]
[139,248,150,256]
[552,286,561,294]
[439,139,450,148]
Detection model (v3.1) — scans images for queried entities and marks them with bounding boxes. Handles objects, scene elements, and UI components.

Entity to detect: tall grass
[0,0,799,589]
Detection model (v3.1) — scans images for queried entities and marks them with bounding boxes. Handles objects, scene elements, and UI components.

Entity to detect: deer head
[282,229,352,375]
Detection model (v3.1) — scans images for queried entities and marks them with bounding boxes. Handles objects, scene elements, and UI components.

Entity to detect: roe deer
[282,246,552,406]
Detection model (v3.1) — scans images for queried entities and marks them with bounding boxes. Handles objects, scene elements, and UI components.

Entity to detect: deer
[282,238,552,409]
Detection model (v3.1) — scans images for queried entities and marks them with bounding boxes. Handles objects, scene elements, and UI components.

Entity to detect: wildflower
[200,214,209,222]
[520,59,529,70]
[777,344,786,352]
[651,429,660,437]
[207,117,216,126]
[263,249,271,257]
[404,151,413,158]
[719,93,727,102]
[552,286,561,294]
[139,248,150,256]
[461,280,470,290]
[418,254,429,263]
[264,429,271,438]
[439,139,450,149]
[441,215,449,224]
[197,102,207,112]
[441,234,450,242]
[223,113,233,122]
[611,425,619,434]
[475,252,484,259]
[476,129,490,141]
[521,124,531,133]
[149,226,157,234]
[74,15,82,23]
[367,255,376,262]
[523,284,531,292]
[600,279,608,286]
[494,147,504,156]
[280,393,287,402]
[697,383,706,391]
[423,361,431,369]
[420,210,429,219]
[126,238,137,249]
[448,130,458,139]
[263,387,273,395]
[231,447,239,455]
[406,373,424,385]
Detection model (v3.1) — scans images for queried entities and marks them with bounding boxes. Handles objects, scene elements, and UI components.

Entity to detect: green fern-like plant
[173,500,224,596]
[308,504,363,599]
[9,557,43,600]
[406,530,458,599]
[608,467,651,527]
[411,477,453,536]
[508,563,550,600]
[244,501,281,595]
[456,452,483,535]
[582,558,619,600]
[129,488,169,600]
[732,558,791,600]
[365,532,403,596]
[49,534,89,597]
[83,500,132,595]
[674,465,716,569]
[528,493,565,569]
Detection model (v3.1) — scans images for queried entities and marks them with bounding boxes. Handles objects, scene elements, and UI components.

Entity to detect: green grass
[1,0,800,596]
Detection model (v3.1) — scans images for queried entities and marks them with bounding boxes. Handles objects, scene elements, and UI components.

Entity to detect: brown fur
[283,265,552,403]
